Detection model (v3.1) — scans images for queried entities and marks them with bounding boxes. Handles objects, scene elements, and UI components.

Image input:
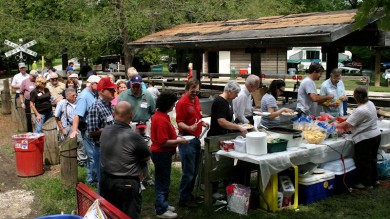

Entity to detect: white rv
[287,47,352,70]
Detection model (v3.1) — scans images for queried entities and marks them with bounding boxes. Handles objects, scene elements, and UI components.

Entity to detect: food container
[234,136,246,153]
[220,140,234,152]
[267,139,288,153]
[246,132,267,155]
[302,130,328,144]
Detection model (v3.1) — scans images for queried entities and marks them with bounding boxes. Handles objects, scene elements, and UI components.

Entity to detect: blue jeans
[152,152,173,215]
[178,138,200,201]
[34,111,52,133]
[81,131,100,185]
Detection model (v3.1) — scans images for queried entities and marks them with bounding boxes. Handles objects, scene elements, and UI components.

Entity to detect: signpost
[4,38,37,62]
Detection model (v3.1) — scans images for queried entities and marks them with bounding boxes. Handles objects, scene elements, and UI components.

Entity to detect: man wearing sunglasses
[47,72,66,105]
[118,74,156,123]
[86,77,117,187]
[176,79,209,208]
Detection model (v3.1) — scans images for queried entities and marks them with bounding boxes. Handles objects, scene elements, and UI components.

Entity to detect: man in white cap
[69,73,82,94]
[47,72,66,105]
[11,63,29,108]
[70,75,101,185]
[19,70,39,132]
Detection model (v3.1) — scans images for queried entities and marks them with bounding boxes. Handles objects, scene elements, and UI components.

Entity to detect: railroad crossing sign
[4,38,37,62]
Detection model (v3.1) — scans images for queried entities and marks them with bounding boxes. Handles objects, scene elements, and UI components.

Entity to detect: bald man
[100,101,151,219]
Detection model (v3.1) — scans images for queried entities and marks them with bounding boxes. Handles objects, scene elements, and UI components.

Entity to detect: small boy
[136,120,153,190]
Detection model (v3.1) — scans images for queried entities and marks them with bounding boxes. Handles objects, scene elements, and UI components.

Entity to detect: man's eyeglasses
[106,88,116,93]
[190,91,200,95]
[50,78,58,81]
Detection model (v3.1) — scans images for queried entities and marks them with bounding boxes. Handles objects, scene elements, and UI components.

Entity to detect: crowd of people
[11,61,382,218]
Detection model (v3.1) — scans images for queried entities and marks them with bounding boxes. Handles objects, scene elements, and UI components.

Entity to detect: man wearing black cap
[19,70,39,132]
[86,77,117,186]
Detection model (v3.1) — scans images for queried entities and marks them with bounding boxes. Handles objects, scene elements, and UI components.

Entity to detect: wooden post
[42,117,59,165]
[60,137,78,186]
[11,94,18,122]
[16,100,27,132]
[1,79,11,114]
[375,48,381,87]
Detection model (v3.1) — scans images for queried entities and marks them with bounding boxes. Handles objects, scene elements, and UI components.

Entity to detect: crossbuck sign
[4,39,37,62]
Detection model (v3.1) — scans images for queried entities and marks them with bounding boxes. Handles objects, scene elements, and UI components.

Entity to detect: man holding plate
[233,75,260,125]
[176,79,209,208]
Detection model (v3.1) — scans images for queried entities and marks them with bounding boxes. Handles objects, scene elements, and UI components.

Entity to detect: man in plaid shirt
[86,77,117,187]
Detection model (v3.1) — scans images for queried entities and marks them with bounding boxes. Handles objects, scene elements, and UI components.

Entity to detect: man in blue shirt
[320,68,348,117]
[70,75,101,185]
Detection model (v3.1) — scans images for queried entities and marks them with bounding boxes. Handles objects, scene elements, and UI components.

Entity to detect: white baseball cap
[69,73,79,78]
[87,75,101,83]
[18,63,26,68]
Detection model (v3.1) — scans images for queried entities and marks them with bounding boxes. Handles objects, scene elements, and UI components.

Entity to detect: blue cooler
[298,170,335,204]
[320,158,356,194]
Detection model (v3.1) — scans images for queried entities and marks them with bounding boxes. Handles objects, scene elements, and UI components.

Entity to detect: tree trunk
[116,0,131,77]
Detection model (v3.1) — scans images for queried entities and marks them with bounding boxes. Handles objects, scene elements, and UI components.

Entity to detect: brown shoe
[178,200,198,208]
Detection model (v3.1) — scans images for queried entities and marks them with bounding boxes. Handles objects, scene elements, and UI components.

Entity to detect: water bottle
[332,132,338,141]
[247,64,251,74]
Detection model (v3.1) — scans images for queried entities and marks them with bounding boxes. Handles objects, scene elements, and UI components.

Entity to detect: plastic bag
[377,152,390,179]
[84,199,107,219]
[226,184,250,215]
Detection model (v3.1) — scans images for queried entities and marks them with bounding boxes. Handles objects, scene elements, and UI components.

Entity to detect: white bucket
[246,132,267,155]
[234,136,246,153]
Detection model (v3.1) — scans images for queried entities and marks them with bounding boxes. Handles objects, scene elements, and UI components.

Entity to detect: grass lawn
[21,162,390,219]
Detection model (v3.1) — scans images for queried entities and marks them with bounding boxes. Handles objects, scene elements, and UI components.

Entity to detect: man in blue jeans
[70,75,101,185]
[176,79,209,207]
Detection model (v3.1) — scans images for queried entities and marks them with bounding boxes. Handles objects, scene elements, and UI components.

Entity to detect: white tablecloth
[217,128,390,191]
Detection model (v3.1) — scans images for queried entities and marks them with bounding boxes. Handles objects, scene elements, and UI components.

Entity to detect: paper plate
[253,111,270,116]
[240,124,254,130]
[281,112,298,116]
[313,168,326,174]
[182,136,195,141]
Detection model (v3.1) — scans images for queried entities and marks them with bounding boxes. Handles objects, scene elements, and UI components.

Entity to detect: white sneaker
[167,205,176,212]
[156,210,178,218]
[140,182,146,191]
[212,192,224,200]
[146,179,155,186]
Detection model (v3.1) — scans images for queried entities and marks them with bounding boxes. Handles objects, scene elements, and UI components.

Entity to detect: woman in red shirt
[151,92,187,219]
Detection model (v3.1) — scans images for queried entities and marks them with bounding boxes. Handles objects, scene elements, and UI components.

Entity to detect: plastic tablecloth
[216,128,390,191]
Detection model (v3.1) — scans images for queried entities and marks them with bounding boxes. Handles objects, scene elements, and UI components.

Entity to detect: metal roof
[129,10,370,48]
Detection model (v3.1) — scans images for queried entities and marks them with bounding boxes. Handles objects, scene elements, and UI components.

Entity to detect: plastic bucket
[35,214,83,219]
[13,133,45,177]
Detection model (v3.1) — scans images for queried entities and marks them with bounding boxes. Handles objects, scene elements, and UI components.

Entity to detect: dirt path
[0,113,41,218]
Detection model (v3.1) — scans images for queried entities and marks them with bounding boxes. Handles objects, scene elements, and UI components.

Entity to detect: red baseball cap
[136,121,147,129]
[97,77,117,91]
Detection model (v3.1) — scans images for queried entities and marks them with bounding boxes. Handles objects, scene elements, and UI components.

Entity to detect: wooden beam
[251,52,262,85]
[375,48,381,86]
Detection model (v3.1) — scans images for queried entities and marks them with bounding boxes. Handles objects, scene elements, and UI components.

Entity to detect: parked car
[339,67,361,76]
[169,62,177,72]
[381,62,390,72]
[0,69,6,75]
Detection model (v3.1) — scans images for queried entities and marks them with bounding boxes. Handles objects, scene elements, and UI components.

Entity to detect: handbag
[377,153,390,179]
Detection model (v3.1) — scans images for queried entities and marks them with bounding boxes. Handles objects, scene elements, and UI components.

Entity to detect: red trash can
[12,133,45,177]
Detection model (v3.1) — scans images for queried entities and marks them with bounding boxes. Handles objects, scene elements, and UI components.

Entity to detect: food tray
[267,139,288,153]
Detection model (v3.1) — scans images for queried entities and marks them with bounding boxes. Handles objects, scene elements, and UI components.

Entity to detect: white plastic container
[234,136,246,153]
[320,158,356,193]
[246,132,267,155]
[279,175,295,198]
[320,158,356,175]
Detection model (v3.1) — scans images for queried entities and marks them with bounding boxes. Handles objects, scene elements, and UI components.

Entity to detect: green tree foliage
[354,0,390,30]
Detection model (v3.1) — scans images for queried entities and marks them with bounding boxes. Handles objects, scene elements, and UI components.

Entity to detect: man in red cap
[86,77,117,188]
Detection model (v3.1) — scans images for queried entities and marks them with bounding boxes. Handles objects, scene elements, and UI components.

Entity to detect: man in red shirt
[176,79,209,208]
